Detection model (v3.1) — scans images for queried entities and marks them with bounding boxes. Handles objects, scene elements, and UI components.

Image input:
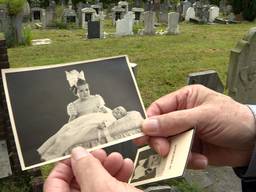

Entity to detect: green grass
[1,20,256,191]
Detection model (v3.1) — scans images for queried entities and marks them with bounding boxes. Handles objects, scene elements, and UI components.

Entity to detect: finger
[103,152,124,176]
[148,137,170,157]
[146,85,212,117]
[133,135,149,146]
[71,147,115,192]
[115,158,134,182]
[186,152,208,170]
[44,159,74,192]
[91,149,107,163]
[146,86,194,116]
[142,107,203,137]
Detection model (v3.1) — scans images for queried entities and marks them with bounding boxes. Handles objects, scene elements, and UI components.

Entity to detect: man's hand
[135,85,256,169]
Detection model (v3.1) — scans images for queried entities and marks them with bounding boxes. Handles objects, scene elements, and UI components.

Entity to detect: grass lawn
[1,20,256,191]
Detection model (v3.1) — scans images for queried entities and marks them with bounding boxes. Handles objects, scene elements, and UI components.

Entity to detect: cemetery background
[0,5,256,191]
[0,0,255,189]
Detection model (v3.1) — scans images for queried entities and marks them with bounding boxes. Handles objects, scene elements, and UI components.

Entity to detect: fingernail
[195,159,208,169]
[142,118,159,134]
[72,146,89,161]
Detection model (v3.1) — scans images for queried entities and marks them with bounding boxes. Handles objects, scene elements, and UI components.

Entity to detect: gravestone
[118,1,129,14]
[182,0,192,18]
[166,12,179,35]
[159,12,168,23]
[76,2,86,26]
[91,4,102,15]
[185,7,195,21]
[63,1,79,27]
[87,21,102,39]
[219,0,227,13]
[116,12,134,36]
[0,4,9,33]
[187,70,224,93]
[208,6,219,23]
[142,11,155,35]
[132,7,144,23]
[227,27,256,104]
[31,7,46,27]
[111,6,125,25]
[81,7,96,29]
[45,0,56,27]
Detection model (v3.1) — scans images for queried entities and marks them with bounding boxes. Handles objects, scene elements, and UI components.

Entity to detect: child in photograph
[37,70,143,161]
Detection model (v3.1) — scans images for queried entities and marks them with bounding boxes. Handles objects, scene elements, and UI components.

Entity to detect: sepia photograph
[130,129,195,186]
[2,56,146,170]
[130,146,166,184]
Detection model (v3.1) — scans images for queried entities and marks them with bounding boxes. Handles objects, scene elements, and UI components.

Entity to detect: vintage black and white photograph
[130,146,166,184]
[129,129,195,186]
[2,56,146,170]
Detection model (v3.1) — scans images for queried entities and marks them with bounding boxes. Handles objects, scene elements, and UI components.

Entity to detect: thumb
[71,147,116,192]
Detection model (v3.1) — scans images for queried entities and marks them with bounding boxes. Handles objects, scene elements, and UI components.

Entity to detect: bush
[21,24,32,46]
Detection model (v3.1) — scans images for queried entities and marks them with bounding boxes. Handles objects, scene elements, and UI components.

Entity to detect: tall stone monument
[227,27,256,104]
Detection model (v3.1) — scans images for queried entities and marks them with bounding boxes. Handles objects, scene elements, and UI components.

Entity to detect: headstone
[91,4,102,15]
[159,12,168,23]
[118,1,129,14]
[0,4,9,33]
[132,7,144,23]
[76,2,86,26]
[227,27,256,104]
[31,7,46,27]
[187,70,224,93]
[142,11,155,35]
[45,0,56,27]
[182,0,192,17]
[185,7,195,21]
[116,12,134,36]
[208,6,219,23]
[81,7,97,29]
[87,21,101,39]
[166,12,179,35]
[111,6,125,25]
[63,1,79,27]
[0,140,12,178]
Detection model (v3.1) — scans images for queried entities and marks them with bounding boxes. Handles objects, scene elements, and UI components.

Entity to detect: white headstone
[167,12,179,35]
[185,7,195,21]
[116,11,134,36]
[208,6,219,23]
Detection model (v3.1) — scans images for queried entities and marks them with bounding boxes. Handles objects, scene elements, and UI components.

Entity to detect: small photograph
[130,129,195,186]
[130,146,166,183]
[2,56,146,170]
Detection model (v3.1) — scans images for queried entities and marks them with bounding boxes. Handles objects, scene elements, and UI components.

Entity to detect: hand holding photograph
[1,56,146,170]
